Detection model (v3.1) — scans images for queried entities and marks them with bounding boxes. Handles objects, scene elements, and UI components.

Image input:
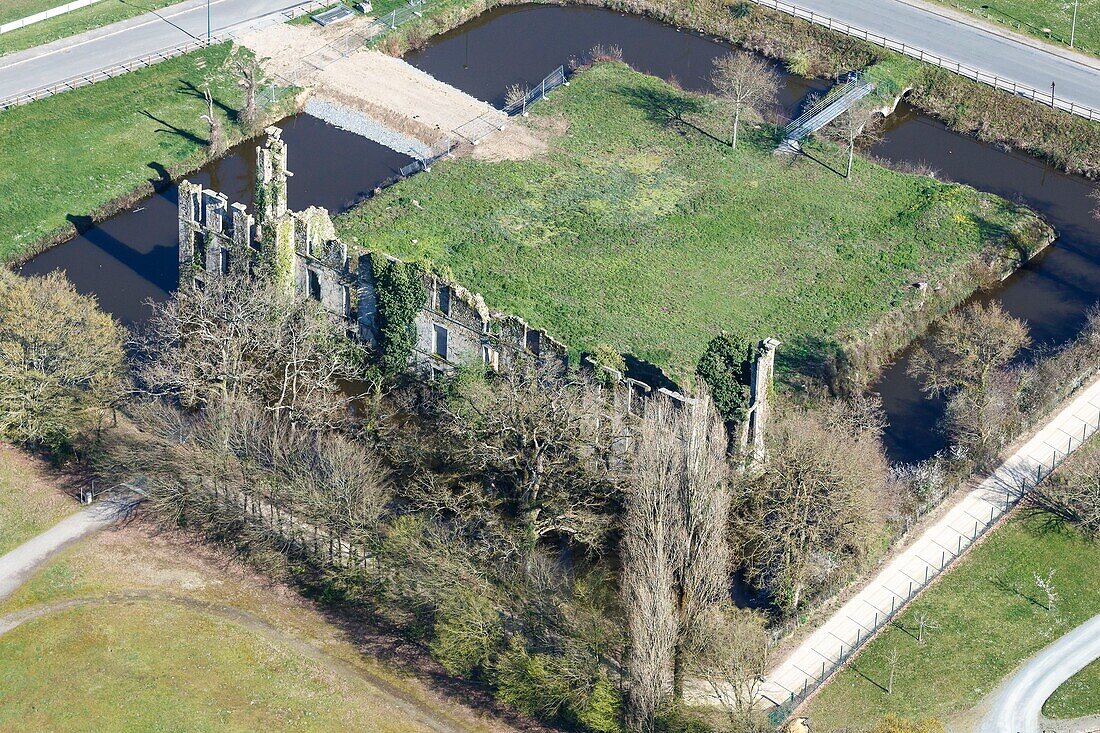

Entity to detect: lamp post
[207,0,211,43]
[1070,0,1079,48]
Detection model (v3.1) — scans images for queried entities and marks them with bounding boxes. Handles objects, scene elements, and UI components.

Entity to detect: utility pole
[1070,0,1079,48]
[207,0,211,43]
[1051,81,1057,108]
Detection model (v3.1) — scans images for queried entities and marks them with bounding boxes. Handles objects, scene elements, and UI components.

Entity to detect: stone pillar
[748,337,781,469]
[177,180,201,279]
[254,127,295,291]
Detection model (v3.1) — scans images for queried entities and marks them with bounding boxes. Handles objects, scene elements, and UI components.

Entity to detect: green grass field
[0,43,277,263]
[0,603,439,733]
[0,445,75,555]
[0,0,185,57]
[805,512,1100,730]
[0,442,495,733]
[336,61,1048,384]
[1044,658,1100,719]
[931,0,1100,59]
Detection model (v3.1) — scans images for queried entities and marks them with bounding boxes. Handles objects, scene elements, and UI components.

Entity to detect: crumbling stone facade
[178,129,778,457]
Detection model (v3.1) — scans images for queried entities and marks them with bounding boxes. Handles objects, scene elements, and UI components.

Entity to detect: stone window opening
[193,232,207,269]
[308,269,321,301]
[343,286,351,317]
[438,284,451,316]
[220,249,230,275]
[433,324,448,360]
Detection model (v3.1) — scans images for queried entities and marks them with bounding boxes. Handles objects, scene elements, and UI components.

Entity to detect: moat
[21,3,1100,464]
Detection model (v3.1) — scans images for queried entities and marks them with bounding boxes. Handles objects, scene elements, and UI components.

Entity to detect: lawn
[0,484,499,733]
[1044,658,1100,719]
[930,0,1100,59]
[0,0,185,57]
[0,444,75,555]
[805,512,1100,730]
[0,603,442,733]
[0,43,280,263]
[336,61,1049,384]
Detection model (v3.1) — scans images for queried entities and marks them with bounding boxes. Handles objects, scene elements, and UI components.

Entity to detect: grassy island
[337,61,1051,385]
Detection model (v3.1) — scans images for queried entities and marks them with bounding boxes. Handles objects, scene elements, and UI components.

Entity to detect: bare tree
[0,270,124,454]
[622,387,731,727]
[731,405,888,617]
[135,271,371,430]
[1028,445,1100,535]
[710,52,781,149]
[230,49,264,133]
[693,602,770,733]
[1033,568,1059,613]
[823,105,881,179]
[201,85,226,157]
[915,611,939,644]
[887,647,900,694]
[908,301,1030,398]
[427,363,629,560]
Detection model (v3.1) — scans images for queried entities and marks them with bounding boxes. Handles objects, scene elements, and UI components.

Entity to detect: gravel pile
[304,97,433,161]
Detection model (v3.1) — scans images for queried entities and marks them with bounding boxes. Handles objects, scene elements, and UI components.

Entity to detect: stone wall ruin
[177,128,778,463]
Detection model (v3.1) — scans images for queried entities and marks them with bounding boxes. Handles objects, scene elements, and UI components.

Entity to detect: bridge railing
[0,1,328,111]
[746,0,1100,123]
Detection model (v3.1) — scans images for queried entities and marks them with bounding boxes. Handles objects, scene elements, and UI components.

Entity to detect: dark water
[21,115,413,326]
[869,105,1100,461]
[21,4,1099,463]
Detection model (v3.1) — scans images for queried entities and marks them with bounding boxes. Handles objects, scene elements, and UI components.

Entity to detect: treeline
[2,267,1098,733]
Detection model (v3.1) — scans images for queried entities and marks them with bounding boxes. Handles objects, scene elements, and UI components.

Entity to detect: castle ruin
[177,128,778,463]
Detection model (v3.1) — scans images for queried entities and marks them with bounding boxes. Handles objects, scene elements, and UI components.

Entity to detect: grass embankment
[337,62,1049,386]
[1044,658,1100,719]
[0,0,185,57]
[0,42,293,264]
[929,0,1100,60]
[0,444,496,733]
[0,444,75,555]
[806,435,1100,730]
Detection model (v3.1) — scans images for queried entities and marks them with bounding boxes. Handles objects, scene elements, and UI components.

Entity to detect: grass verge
[1043,658,1100,719]
[0,444,76,555]
[804,510,1100,731]
[0,42,295,265]
[336,61,1050,387]
[0,0,185,58]
[927,0,1100,61]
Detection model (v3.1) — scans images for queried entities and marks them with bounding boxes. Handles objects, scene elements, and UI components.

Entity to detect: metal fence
[502,65,567,116]
[746,0,1100,123]
[0,1,328,111]
[763,388,1100,727]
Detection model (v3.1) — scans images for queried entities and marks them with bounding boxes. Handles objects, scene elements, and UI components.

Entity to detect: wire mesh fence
[761,389,1100,728]
[502,65,567,116]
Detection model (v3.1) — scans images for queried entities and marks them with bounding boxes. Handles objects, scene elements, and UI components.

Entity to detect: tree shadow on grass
[178,79,240,125]
[613,83,727,146]
[141,110,206,147]
[848,662,889,694]
[990,573,1050,611]
[775,334,842,391]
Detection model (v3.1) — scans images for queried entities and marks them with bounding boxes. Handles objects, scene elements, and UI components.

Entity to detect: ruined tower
[747,337,780,468]
[254,126,295,291]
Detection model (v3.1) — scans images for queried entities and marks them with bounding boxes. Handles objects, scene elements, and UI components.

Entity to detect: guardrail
[1,0,104,34]
[746,0,1100,123]
[0,0,328,111]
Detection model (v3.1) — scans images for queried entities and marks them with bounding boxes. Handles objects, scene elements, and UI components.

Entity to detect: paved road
[772,0,1100,112]
[0,0,314,101]
[753,373,1100,709]
[979,614,1100,733]
[0,498,134,601]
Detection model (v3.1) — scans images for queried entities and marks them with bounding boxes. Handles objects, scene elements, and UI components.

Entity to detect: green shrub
[430,588,503,677]
[369,255,425,377]
[696,333,752,423]
[588,343,626,386]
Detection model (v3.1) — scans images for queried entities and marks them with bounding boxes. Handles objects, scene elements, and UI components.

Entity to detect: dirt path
[0,590,475,733]
[0,497,134,601]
